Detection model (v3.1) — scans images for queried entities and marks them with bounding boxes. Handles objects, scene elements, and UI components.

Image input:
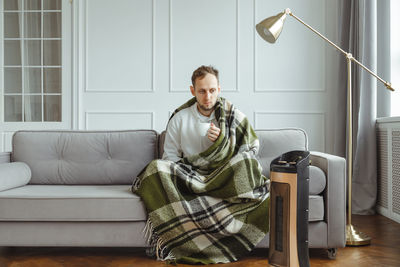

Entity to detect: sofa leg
[327,248,337,259]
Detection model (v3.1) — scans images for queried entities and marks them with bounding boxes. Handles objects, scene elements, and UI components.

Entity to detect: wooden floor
[0,215,399,267]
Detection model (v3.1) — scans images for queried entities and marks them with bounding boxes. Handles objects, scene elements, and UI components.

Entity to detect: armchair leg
[327,248,337,259]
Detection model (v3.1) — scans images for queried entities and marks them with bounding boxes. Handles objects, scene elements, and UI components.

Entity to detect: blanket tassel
[143,218,176,262]
[131,176,141,192]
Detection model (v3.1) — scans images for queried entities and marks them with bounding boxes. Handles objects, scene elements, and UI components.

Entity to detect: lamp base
[346,224,371,246]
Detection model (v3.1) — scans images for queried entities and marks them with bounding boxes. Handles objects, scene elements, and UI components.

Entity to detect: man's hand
[207,122,221,142]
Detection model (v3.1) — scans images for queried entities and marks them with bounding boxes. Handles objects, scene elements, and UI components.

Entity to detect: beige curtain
[23,10,41,121]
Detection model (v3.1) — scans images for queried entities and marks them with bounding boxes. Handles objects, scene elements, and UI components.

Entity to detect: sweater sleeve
[162,115,183,162]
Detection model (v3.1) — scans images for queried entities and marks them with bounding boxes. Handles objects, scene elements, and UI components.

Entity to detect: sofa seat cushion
[309,195,324,222]
[0,185,324,223]
[0,185,146,222]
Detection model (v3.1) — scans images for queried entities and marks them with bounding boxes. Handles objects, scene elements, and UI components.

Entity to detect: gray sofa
[0,129,345,256]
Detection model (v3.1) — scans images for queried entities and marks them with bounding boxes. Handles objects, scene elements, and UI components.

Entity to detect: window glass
[24,95,42,121]
[4,95,22,121]
[3,0,63,122]
[4,68,22,94]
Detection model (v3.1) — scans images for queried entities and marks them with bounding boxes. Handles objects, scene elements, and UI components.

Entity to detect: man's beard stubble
[198,102,216,113]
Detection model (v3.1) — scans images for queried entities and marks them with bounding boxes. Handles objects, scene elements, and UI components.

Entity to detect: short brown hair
[191,65,219,87]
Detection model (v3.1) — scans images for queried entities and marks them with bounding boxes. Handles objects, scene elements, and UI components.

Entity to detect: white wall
[390,0,400,116]
[72,0,341,152]
[1,0,342,152]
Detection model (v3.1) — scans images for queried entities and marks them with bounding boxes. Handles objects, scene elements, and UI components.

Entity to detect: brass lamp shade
[256,11,287,43]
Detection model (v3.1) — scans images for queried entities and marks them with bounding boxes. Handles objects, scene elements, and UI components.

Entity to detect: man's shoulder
[231,105,247,122]
[169,106,192,124]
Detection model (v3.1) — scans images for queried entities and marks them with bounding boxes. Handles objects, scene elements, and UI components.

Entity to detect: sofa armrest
[310,151,346,248]
[0,152,11,164]
[0,162,31,192]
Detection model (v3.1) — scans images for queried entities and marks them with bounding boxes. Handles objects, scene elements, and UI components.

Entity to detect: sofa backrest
[12,130,158,185]
[158,128,308,177]
[255,128,308,176]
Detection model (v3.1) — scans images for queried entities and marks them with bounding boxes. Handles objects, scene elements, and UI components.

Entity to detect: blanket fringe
[143,217,176,262]
[131,176,141,192]
[163,250,176,261]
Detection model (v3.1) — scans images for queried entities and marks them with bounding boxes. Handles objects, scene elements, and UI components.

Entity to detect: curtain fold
[338,0,378,215]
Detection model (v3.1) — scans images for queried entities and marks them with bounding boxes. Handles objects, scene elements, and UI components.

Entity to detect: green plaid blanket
[132,97,269,264]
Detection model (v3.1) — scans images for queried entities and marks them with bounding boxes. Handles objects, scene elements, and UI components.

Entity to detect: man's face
[190,73,221,116]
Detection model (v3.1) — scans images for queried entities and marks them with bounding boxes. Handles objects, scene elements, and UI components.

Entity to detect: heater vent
[377,129,389,209]
[392,131,400,215]
[376,120,400,223]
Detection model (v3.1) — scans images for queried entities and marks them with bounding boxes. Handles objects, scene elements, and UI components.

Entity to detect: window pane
[43,12,61,38]
[24,0,40,10]
[4,13,21,38]
[44,68,61,93]
[43,40,61,65]
[4,40,22,65]
[43,0,61,10]
[4,67,22,94]
[24,40,41,65]
[24,12,41,38]
[4,0,21,10]
[24,68,41,93]
[3,0,64,124]
[44,95,61,121]
[4,95,22,121]
[24,95,42,121]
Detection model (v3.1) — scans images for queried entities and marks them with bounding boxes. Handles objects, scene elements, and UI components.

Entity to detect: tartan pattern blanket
[132,97,269,264]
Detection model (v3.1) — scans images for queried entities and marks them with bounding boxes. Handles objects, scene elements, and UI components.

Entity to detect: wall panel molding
[85,111,155,130]
[1,131,15,152]
[253,0,327,93]
[1,133,4,152]
[169,0,239,92]
[84,0,155,93]
[254,111,326,151]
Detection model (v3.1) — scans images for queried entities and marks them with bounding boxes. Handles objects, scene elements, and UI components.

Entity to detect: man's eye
[210,89,215,93]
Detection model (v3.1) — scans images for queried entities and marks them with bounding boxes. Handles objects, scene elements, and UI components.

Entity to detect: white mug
[196,122,211,137]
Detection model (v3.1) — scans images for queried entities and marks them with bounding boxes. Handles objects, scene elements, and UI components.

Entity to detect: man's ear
[190,86,195,96]
[218,85,221,94]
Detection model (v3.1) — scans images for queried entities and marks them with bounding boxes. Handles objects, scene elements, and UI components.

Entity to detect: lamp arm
[351,57,394,91]
[289,11,394,92]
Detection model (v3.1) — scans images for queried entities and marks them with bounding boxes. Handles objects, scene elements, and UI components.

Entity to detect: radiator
[376,118,400,223]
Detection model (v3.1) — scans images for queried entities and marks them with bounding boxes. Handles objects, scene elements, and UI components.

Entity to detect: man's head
[190,65,221,117]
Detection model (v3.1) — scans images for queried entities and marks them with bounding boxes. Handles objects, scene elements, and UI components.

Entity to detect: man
[132,65,269,264]
[163,65,222,162]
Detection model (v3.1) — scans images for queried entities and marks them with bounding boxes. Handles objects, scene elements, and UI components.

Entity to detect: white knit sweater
[162,103,219,162]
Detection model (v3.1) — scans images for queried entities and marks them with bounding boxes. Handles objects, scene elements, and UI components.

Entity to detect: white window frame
[0,0,72,132]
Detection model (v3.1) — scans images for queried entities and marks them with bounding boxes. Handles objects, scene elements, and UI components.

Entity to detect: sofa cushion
[0,185,324,222]
[309,195,324,221]
[309,165,326,195]
[0,162,31,192]
[0,185,146,221]
[255,129,308,177]
[12,130,158,184]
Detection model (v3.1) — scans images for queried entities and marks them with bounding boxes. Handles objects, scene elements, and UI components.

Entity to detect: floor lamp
[256,8,395,246]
